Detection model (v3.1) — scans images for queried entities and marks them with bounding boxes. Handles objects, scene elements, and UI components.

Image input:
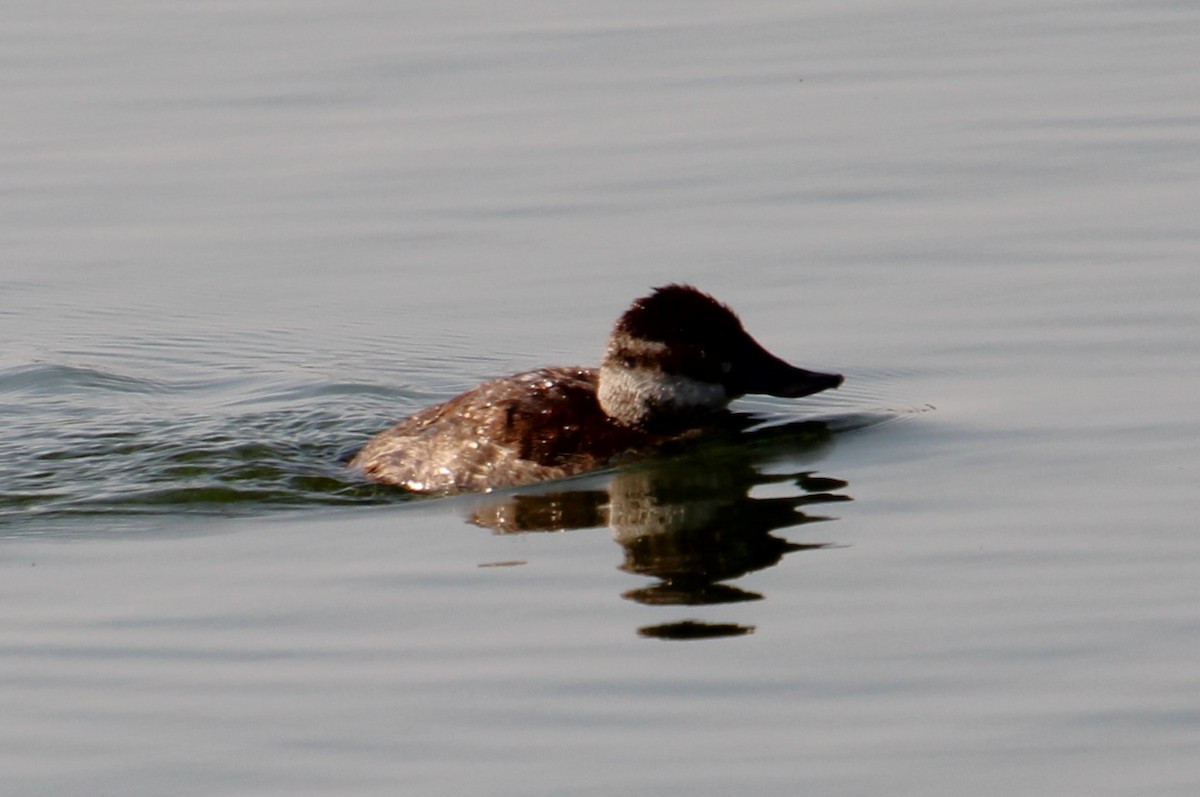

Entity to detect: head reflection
[467,419,851,639]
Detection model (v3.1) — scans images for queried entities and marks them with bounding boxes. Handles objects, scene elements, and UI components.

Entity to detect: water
[3,1,1199,795]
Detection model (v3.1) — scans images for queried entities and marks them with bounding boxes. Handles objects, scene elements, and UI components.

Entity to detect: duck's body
[350,285,842,495]
[351,366,652,494]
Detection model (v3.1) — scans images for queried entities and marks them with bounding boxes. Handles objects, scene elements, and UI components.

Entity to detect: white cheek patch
[598,365,728,426]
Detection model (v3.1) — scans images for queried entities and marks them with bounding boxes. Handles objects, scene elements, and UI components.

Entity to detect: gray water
[3,1,1199,795]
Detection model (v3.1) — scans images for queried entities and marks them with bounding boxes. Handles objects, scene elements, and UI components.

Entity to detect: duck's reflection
[466,418,851,640]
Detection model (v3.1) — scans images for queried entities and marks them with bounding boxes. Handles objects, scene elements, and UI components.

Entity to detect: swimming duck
[350,284,842,494]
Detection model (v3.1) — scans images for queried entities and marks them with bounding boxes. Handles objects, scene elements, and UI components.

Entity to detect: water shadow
[466,417,851,639]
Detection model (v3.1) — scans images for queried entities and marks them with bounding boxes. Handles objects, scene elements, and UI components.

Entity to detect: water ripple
[0,363,411,532]
[0,362,168,396]
[0,359,917,533]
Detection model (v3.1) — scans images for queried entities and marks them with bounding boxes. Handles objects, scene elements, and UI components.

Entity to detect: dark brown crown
[605,285,748,382]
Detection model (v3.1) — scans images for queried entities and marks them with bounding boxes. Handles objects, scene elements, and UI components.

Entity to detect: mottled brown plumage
[351,367,655,494]
[350,285,842,495]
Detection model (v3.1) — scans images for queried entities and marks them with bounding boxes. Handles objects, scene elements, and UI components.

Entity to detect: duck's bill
[761,365,844,398]
[734,343,843,399]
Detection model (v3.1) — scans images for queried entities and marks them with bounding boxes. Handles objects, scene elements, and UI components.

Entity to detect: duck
[350,284,842,494]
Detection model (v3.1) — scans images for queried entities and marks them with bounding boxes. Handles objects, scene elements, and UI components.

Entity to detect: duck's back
[350,367,649,494]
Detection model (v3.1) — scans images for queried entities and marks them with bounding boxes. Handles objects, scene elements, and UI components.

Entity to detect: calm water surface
[3,1,1199,795]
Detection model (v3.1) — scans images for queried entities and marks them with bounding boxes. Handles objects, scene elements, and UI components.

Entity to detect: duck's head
[597,284,843,431]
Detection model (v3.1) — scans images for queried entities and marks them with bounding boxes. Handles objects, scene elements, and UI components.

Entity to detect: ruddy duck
[350,284,842,494]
